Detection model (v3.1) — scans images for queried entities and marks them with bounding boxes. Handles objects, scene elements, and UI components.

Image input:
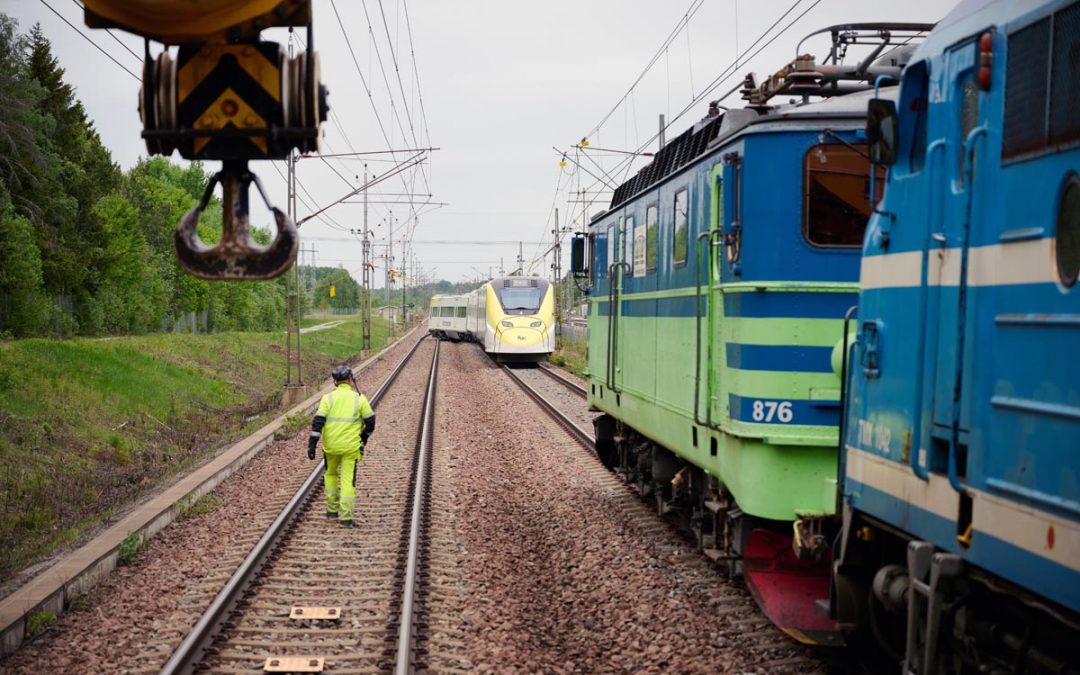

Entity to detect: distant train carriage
[464,276,555,362]
[427,294,468,340]
[832,0,1080,671]
[573,25,931,645]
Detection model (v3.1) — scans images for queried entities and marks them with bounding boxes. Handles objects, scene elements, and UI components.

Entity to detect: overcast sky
[5,0,948,288]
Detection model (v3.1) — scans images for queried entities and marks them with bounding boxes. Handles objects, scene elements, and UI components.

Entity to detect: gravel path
[0,331,426,674]
[441,342,821,673]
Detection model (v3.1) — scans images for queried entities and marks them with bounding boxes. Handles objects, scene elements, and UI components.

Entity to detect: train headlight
[530,320,543,328]
[500,320,514,328]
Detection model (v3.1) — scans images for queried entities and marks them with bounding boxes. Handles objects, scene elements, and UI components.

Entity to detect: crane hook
[175,161,298,280]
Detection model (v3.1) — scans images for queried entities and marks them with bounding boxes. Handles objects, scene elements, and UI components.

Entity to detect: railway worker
[308,365,376,527]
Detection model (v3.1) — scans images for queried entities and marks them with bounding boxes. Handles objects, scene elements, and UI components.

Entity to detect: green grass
[27,610,56,636]
[0,316,397,579]
[117,531,143,566]
[179,494,222,519]
[275,411,310,441]
[551,335,587,378]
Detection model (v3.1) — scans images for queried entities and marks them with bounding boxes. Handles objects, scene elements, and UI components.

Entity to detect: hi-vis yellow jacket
[315,383,375,454]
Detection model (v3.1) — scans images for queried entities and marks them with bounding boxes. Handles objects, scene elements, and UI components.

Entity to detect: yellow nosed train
[454,277,555,362]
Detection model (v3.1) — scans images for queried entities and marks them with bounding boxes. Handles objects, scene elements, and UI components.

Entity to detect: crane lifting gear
[82,0,328,280]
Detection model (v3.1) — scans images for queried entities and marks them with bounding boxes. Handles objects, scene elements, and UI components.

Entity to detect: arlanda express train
[428,277,555,361]
[427,294,469,341]
[570,4,1079,673]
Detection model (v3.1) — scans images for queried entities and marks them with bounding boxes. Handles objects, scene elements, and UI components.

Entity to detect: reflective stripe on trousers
[324,448,361,521]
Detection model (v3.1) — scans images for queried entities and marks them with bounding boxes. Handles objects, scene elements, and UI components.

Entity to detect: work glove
[307,437,317,460]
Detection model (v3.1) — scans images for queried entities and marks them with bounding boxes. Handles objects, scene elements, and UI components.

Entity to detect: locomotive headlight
[530,320,543,328]
[500,320,514,328]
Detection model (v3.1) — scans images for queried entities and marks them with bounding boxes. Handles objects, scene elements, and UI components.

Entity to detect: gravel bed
[543,361,589,389]
[510,365,599,435]
[441,342,821,673]
[0,330,426,674]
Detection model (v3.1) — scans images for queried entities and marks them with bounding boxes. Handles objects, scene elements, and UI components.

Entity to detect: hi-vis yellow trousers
[324,448,361,521]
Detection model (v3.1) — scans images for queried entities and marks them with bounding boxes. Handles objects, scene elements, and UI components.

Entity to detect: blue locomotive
[834,0,1080,671]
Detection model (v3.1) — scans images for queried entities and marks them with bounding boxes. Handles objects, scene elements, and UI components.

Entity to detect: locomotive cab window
[803,144,884,247]
[646,204,658,271]
[673,189,689,264]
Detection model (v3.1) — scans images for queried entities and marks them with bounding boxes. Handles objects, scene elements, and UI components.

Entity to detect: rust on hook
[175,162,298,280]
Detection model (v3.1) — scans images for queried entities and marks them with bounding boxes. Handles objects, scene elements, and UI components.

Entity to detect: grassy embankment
[550,334,586,378]
[0,316,400,580]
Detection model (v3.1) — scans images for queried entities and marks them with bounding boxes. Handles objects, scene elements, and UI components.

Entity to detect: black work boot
[340,519,356,528]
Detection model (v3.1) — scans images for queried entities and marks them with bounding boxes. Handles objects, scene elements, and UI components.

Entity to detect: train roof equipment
[605,22,933,213]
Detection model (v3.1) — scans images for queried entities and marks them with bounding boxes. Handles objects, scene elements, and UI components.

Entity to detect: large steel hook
[175,162,298,280]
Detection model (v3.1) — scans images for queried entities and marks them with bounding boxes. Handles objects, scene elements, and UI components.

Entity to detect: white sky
[4,0,950,288]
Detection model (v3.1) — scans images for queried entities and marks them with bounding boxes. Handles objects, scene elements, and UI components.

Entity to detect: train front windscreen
[496,280,548,315]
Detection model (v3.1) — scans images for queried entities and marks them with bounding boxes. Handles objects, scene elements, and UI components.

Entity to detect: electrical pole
[388,213,395,334]
[553,207,561,342]
[283,29,305,403]
[361,164,372,351]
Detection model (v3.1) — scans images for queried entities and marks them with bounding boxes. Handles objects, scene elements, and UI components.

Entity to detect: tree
[0,186,50,336]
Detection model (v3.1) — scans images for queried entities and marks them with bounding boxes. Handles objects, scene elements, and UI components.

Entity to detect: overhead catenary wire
[582,0,705,142]
[39,0,140,81]
[360,0,431,200]
[574,0,823,214]
[69,0,142,63]
[327,0,433,271]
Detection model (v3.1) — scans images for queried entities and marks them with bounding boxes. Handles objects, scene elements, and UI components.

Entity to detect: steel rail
[536,362,587,399]
[160,334,429,675]
[502,365,595,450]
[393,340,440,674]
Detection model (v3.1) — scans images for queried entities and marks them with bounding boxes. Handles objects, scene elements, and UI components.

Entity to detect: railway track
[159,337,448,675]
[502,360,827,672]
[536,361,586,398]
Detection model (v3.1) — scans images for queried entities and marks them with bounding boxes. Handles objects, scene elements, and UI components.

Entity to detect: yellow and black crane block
[144,42,323,160]
[175,43,285,159]
[82,0,326,281]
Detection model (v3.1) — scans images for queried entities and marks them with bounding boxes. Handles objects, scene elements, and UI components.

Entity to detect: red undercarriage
[743,529,843,646]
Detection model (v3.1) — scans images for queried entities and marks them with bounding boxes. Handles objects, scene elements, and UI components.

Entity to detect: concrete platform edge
[0,324,423,656]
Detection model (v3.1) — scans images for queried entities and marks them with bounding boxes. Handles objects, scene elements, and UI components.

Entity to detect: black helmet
[331,365,352,381]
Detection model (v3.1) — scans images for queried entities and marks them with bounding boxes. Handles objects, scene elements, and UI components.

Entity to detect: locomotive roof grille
[610,116,723,207]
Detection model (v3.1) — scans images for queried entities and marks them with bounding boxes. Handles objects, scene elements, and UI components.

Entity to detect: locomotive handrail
[693,229,724,430]
[837,305,858,515]
[909,138,947,482]
[947,124,989,495]
[607,261,630,392]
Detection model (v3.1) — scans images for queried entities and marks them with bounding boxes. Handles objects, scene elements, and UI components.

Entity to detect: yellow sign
[329,285,336,298]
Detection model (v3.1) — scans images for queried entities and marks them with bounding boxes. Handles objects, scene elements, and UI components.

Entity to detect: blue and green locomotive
[573,25,931,646]
[832,0,1080,671]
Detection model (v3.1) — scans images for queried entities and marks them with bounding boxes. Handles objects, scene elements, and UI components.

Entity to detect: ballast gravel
[438,342,821,673]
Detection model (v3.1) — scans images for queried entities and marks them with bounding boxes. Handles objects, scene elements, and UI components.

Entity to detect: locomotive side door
[706,162,725,426]
[926,37,984,471]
